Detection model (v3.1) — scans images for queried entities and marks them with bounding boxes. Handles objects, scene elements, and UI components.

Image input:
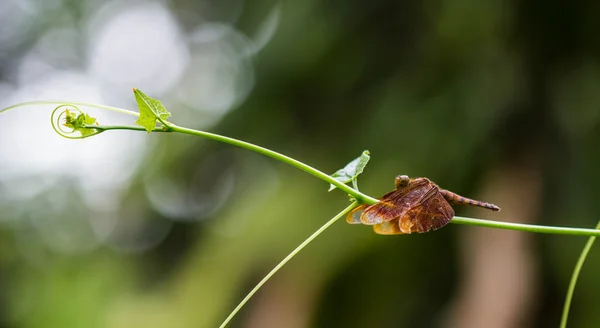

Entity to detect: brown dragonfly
[347,175,500,235]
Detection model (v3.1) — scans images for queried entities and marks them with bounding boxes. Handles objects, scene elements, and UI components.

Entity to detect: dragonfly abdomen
[439,189,500,212]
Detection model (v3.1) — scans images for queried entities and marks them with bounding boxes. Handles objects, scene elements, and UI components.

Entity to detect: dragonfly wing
[373,219,403,235]
[360,200,401,225]
[359,186,425,225]
[346,204,367,224]
[397,189,454,234]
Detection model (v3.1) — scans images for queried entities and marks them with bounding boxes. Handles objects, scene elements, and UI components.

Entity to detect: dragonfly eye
[395,175,410,188]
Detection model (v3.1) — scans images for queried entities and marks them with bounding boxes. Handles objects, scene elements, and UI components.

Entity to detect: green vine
[560,220,600,328]
[2,89,598,327]
[218,201,359,328]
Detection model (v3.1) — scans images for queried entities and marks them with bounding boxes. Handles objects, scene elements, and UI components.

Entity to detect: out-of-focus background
[1,0,600,327]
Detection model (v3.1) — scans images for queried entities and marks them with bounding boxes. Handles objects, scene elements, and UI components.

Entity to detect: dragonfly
[347,175,500,235]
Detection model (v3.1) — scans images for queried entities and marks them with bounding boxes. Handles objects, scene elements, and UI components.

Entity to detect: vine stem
[167,123,379,205]
[0,101,140,117]
[218,201,359,328]
[560,220,600,328]
[6,102,600,238]
[451,217,600,237]
[94,124,170,132]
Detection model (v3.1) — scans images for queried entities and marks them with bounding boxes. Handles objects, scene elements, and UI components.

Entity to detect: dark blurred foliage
[2,0,600,327]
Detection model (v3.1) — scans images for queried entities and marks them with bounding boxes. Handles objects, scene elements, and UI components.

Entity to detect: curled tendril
[51,104,102,139]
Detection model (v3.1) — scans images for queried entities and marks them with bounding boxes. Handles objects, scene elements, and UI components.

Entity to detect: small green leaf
[64,109,98,137]
[329,150,370,191]
[79,114,98,137]
[133,88,171,133]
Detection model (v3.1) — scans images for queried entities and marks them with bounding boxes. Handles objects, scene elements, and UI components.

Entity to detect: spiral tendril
[50,104,102,139]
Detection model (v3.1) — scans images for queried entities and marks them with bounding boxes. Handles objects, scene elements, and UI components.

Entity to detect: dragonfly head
[395,175,410,189]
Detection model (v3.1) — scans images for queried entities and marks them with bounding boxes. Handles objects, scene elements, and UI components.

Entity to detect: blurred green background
[1,0,600,327]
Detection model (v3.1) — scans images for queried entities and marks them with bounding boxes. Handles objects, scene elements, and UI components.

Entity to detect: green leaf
[329,150,370,191]
[133,88,171,133]
[79,114,98,137]
[64,109,98,137]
